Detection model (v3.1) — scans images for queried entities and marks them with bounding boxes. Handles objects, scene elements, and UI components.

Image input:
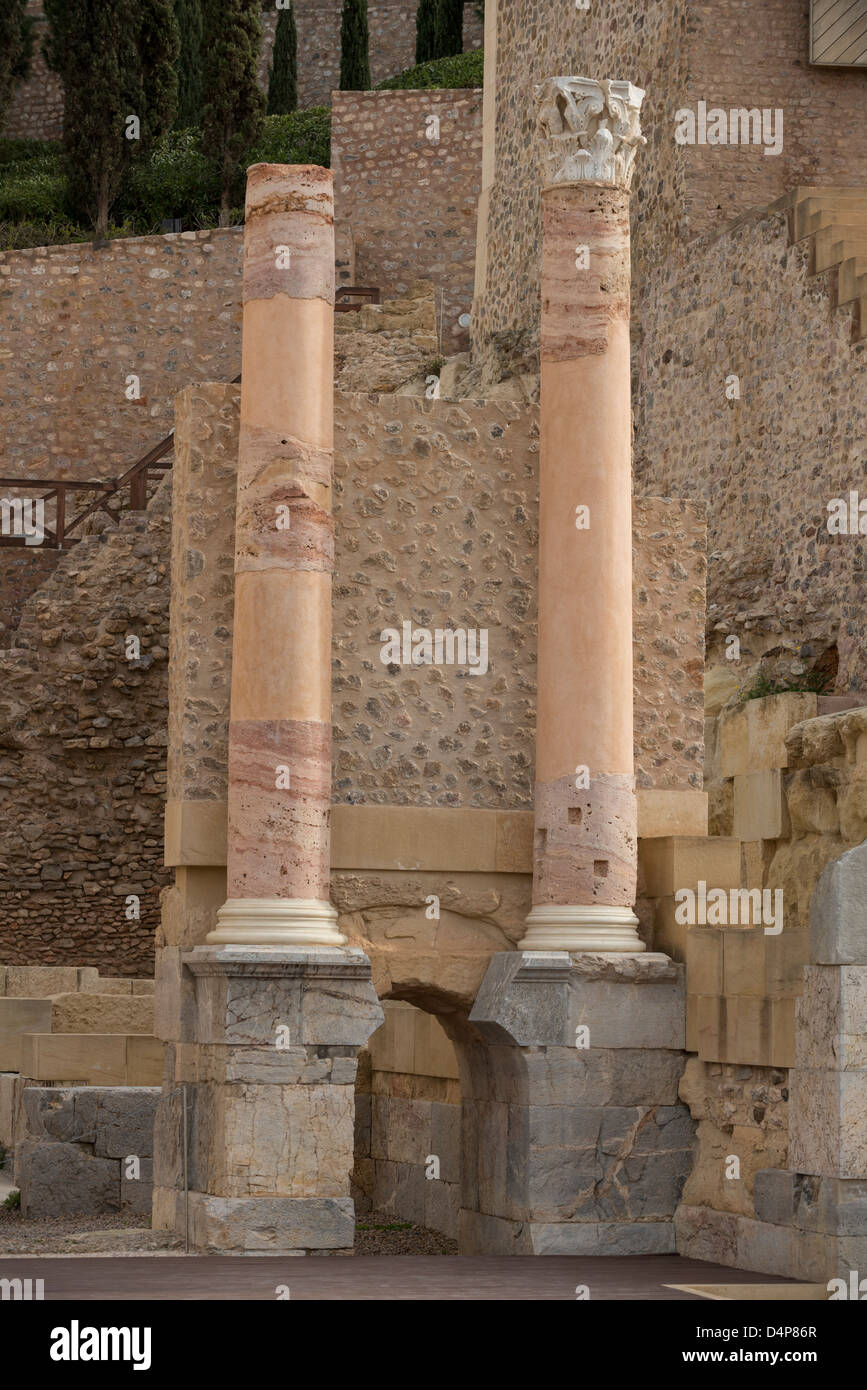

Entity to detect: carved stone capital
[537,76,646,191]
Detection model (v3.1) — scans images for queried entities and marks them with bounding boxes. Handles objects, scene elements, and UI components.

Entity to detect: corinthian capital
[537,77,646,191]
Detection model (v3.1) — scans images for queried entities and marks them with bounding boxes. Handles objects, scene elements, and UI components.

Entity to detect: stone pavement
[0,1254,798,1300]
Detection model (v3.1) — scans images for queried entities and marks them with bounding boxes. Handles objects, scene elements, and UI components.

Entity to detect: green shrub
[0,108,332,245]
[375,48,482,90]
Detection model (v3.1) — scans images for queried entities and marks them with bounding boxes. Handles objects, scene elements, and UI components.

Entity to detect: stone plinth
[462,950,692,1253]
[152,945,383,1253]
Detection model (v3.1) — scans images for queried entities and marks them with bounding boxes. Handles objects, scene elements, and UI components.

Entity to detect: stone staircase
[787,187,867,340]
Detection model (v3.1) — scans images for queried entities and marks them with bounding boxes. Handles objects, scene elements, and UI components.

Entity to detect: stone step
[793,198,867,241]
[813,227,867,272]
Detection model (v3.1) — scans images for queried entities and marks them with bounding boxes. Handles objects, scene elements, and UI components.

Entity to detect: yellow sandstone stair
[785,186,867,339]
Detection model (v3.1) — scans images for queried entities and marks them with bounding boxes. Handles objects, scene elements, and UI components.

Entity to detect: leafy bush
[375,48,482,89]
[0,109,332,246]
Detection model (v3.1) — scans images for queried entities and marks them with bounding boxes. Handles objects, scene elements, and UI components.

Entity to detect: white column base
[518,904,644,953]
[207,897,347,947]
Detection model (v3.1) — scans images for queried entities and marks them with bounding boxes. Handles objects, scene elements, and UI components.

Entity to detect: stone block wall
[331,90,483,353]
[472,0,867,381]
[0,484,172,971]
[0,229,243,484]
[353,1000,460,1238]
[635,204,867,694]
[14,1085,158,1217]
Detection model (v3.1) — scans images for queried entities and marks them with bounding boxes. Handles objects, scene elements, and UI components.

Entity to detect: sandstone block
[640,836,740,897]
[50,993,154,1036]
[810,842,867,965]
[720,694,817,776]
[723,928,766,997]
[686,927,723,996]
[733,769,787,841]
[0,999,52,1071]
[1,966,79,998]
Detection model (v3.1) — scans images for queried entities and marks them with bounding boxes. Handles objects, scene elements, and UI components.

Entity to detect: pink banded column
[209,163,345,946]
[519,78,646,954]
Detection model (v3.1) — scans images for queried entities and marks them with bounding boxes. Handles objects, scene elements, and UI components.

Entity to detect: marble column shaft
[210,163,344,946]
[521,78,645,953]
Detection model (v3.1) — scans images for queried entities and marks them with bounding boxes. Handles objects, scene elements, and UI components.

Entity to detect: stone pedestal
[519,77,646,954]
[462,949,693,1253]
[152,946,383,1252]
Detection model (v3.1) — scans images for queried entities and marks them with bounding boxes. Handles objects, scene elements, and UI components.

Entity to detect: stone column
[208,162,345,947]
[520,78,646,954]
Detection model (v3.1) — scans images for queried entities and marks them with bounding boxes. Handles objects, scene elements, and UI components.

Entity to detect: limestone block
[430,1100,460,1182]
[16,1140,119,1217]
[126,1037,164,1086]
[793,1175,867,1237]
[741,839,774,889]
[92,1088,158,1159]
[754,1168,795,1227]
[640,837,740,897]
[132,981,155,997]
[370,1095,429,1165]
[675,1203,739,1267]
[209,1082,355,1198]
[837,772,867,844]
[707,778,734,837]
[686,927,723,996]
[354,1092,371,1155]
[789,1068,867,1177]
[720,694,817,776]
[0,999,52,1070]
[0,1072,21,1147]
[810,842,867,965]
[153,945,198,1045]
[121,1156,154,1215]
[723,928,766,997]
[636,789,708,839]
[369,1158,426,1225]
[771,999,796,1068]
[530,1219,676,1255]
[50,993,154,1035]
[1,966,80,998]
[736,1216,795,1279]
[187,1193,355,1252]
[164,798,228,867]
[795,966,867,1070]
[696,995,726,1062]
[733,770,788,841]
[18,1033,127,1085]
[724,996,772,1066]
[79,977,132,995]
[785,768,840,837]
[20,1087,90,1144]
[651,897,687,961]
[764,927,808,1000]
[523,1048,685,1109]
[686,994,698,1052]
[424,1174,459,1239]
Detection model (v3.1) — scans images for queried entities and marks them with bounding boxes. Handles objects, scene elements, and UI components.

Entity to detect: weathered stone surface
[187,1193,355,1252]
[50,993,154,1036]
[810,842,867,965]
[92,1088,158,1160]
[795,965,867,1070]
[789,1068,867,1178]
[16,1140,119,1217]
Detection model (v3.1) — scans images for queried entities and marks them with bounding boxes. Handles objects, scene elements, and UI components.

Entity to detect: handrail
[0,284,381,551]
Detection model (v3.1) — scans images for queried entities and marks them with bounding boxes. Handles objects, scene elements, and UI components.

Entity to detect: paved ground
[0,1254,799,1300]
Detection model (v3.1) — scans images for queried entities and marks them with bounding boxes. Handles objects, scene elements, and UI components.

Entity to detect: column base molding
[207,896,347,947]
[518,903,644,953]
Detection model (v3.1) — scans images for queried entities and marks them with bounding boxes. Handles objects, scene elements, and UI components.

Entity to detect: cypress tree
[43,0,179,239]
[414,0,436,65]
[200,0,265,226]
[173,0,203,128]
[433,0,462,58]
[339,0,370,92]
[267,1,298,115]
[0,0,27,133]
